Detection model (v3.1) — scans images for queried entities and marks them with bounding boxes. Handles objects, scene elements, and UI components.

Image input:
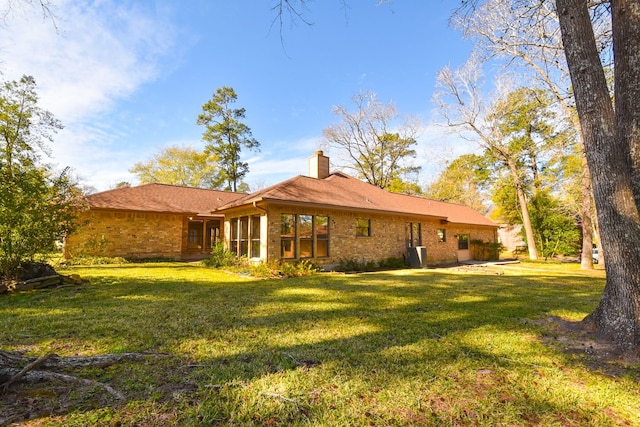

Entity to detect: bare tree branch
[0,0,58,30]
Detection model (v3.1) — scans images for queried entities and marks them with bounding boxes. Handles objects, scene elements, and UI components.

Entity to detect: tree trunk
[507,158,539,260]
[613,0,640,208]
[556,0,640,354]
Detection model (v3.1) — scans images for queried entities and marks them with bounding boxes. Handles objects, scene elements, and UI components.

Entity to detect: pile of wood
[0,262,84,294]
[1,274,84,294]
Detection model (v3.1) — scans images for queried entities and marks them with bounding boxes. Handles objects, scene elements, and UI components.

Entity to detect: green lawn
[1,262,638,426]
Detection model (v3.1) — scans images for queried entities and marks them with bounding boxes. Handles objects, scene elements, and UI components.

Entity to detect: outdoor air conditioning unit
[407,246,427,268]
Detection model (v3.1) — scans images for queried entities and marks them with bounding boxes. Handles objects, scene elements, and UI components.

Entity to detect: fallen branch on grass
[0,350,169,399]
[0,353,55,391]
[1,366,125,400]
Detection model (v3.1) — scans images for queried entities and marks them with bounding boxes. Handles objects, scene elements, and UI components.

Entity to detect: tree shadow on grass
[2,266,637,425]
[180,274,629,424]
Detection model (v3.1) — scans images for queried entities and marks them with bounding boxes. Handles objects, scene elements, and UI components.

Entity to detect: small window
[250,215,261,258]
[356,218,371,237]
[239,216,249,256]
[437,228,446,242]
[316,216,329,257]
[458,234,469,250]
[299,215,314,258]
[230,218,239,253]
[281,214,296,258]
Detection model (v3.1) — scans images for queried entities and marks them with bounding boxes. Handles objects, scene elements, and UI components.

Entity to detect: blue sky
[1,0,476,191]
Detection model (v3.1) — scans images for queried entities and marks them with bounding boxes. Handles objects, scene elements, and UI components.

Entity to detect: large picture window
[281,213,330,259]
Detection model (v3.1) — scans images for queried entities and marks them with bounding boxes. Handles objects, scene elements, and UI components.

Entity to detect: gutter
[253,200,268,215]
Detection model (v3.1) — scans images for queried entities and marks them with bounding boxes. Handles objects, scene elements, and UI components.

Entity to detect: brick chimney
[308,150,330,179]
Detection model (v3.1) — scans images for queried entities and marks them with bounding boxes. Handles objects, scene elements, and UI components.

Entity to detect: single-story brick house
[63,184,244,260]
[64,151,499,266]
[213,151,498,267]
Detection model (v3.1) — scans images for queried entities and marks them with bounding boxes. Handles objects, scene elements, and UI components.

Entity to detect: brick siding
[64,210,184,259]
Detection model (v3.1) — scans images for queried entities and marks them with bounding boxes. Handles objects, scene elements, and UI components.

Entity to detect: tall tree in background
[323,91,421,190]
[0,76,81,277]
[488,87,575,251]
[491,88,567,192]
[529,190,581,259]
[435,60,545,260]
[197,86,259,192]
[451,0,607,270]
[425,153,489,213]
[130,145,225,189]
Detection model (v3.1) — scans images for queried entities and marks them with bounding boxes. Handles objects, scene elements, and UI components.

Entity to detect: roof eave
[87,206,224,217]
[216,198,449,221]
[447,221,498,228]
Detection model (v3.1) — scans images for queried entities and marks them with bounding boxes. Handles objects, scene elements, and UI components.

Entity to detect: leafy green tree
[130,145,225,189]
[386,177,423,196]
[489,176,521,224]
[426,153,489,212]
[491,87,567,192]
[494,180,581,258]
[0,76,82,278]
[197,87,260,192]
[485,88,575,257]
[529,190,581,259]
[323,91,421,189]
[435,64,550,260]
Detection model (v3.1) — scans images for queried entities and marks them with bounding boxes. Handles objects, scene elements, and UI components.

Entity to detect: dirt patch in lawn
[537,316,640,379]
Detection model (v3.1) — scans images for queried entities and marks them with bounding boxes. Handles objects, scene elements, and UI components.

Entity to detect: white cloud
[1,0,177,190]
[2,0,175,121]
[415,122,480,186]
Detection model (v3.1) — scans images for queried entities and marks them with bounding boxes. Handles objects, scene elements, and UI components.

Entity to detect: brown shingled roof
[215,172,497,227]
[85,183,244,215]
